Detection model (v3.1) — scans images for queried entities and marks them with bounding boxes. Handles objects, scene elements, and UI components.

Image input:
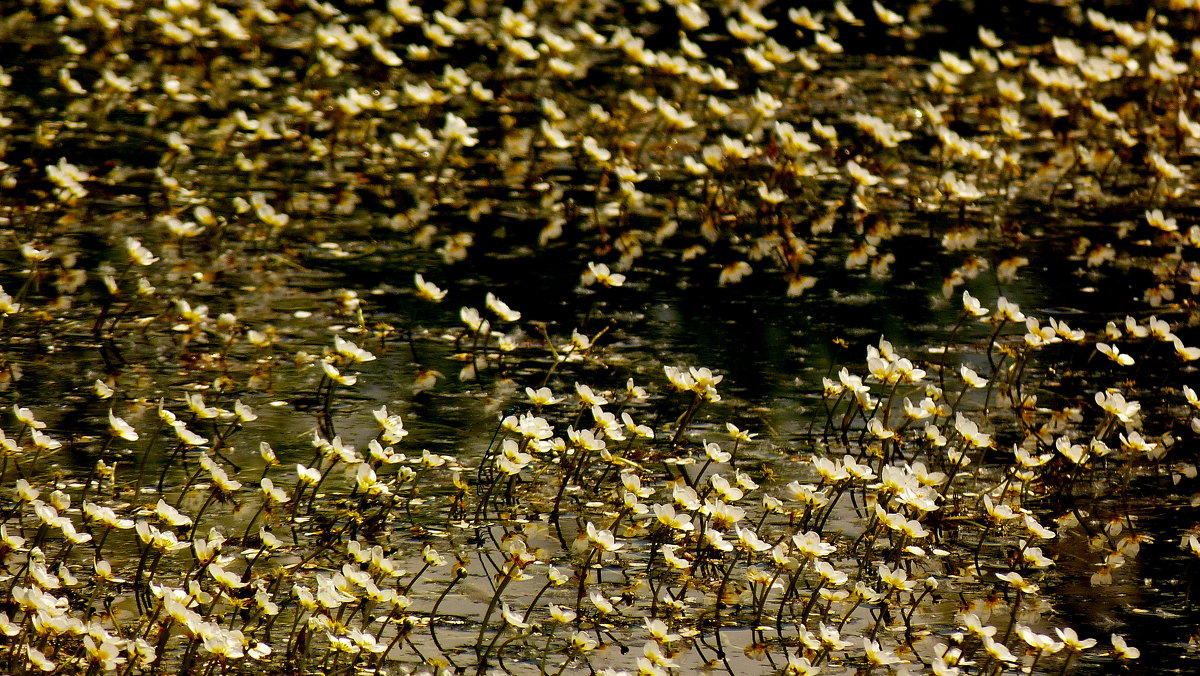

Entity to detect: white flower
[583,261,625,287]
[485,292,520,322]
[108,410,139,441]
[125,237,159,266]
[414,273,447,301]
[585,522,622,551]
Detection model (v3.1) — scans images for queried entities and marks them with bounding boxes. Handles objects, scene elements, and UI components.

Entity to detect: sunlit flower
[1148,152,1182,180]
[1095,390,1140,423]
[1145,208,1178,233]
[868,417,896,439]
[14,405,46,429]
[959,612,996,640]
[980,635,1017,662]
[1055,627,1097,652]
[1111,633,1140,659]
[734,525,771,552]
[622,412,654,438]
[814,622,848,651]
[793,531,836,558]
[876,564,916,591]
[1017,625,1063,653]
[1097,342,1134,366]
[485,292,521,322]
[108,410,139,441]
[155,499,193,527]
[1016,540,1053,567]
[296,464,321,485]
[961,291,988,317]
[125,237,159,266]
[955,413,992,448]
[526,386,560,406]
[840,455,875,482]
[333,335,375,363]
[584,261,626,288]
[996,571,1039,594]
[994,296,1025,322]
[661,544,691,570]
[719,261,753,286]
[209,563,248,589]
[983,495,1017,522]
[1118,430,1156,455]
[499,602,530,629]
[1171,341,1200,362]
[653,504,693,532]
[846,159,882,186]
[534,603,573,626]
[31,429,62,450]
[321,360,358,386]
[862,637,903,666]
[703,442,732,464]
[586,522,622,551]
[233,400,257,423]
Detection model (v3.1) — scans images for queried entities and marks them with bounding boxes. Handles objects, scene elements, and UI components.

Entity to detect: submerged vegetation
[2,0,1200,673]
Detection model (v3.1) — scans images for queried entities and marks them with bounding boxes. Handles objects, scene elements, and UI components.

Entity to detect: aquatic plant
[2,0,1200,674]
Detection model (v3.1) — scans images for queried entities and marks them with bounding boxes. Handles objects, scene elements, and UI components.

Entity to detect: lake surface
[1,0,1198,674]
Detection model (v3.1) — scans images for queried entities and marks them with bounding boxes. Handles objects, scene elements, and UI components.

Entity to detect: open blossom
[108,410,139,441]
[994,296,1025,322]
[703,527,734,552]
[878,564,916,591]
[710,474,743,501]
[585,522,622,551]
[500,602,529,629]
[1095,390,1140,423]
[1055,627,1097,652]
[622,412,653,438]
[233,400,257,423]
[863,637,903,667]
[321,360,357,386]
[704,442,731,463]
[1097,342,1134,366]
[813,455,850,483]
[485,292,520,321]
[440,112,477,146]
[20,242,53,262]
[955,413,992,448]
[125,237,159,266]
[793,531,836,558]
[689,366,722,392]
[459,306,487,332]
[414,273,447,301]
[297,464,321,485]
[996,571,1039,594]
[1017,625,1063,653]
[962,290,988,317]
[333,335,376,363]
[735,525,771,552]
[664,365,696,391]
[525,386,560,406]
[1111,633,1140,659]
[583,261,625,287]
[983,495,1017,521]
[982,635,1018,662]
[959,365,988,388]
[373,406,408,443]
[155,499,193,527]
[654,503,693,531]
[660,544,691,570]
